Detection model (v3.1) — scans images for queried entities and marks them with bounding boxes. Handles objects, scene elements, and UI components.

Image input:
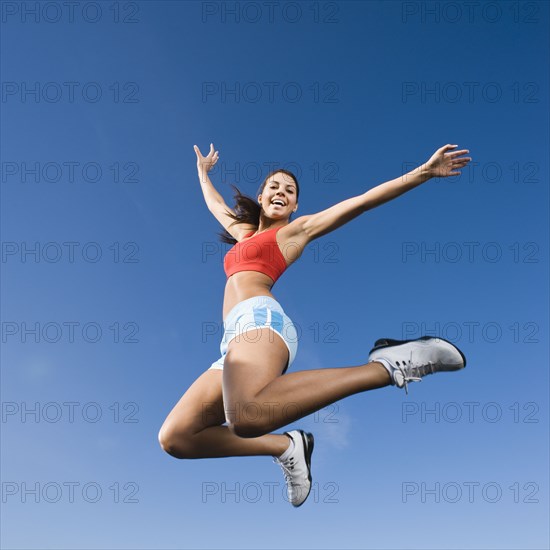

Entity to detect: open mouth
[272,200,285,207]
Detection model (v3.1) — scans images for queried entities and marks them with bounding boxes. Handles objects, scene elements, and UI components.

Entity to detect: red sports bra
[224,226,288,283]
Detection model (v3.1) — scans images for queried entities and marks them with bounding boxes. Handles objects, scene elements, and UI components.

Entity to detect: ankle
[273,434,293,458]
[369,360,393,385]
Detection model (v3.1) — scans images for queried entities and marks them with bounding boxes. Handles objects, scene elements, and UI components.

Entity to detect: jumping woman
[158,142,472,507]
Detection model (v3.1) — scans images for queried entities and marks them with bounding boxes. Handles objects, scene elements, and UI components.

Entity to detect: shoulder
[278,216,311,240]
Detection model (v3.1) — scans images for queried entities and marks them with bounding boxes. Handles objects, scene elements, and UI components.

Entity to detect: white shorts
[208,295,298,374]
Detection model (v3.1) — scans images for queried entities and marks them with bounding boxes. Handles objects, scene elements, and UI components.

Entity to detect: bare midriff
[221,223,306,320]
[222,271,277,320]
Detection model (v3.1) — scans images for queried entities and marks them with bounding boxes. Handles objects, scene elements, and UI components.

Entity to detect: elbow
[360,195,385,213]
[359,193,376,213]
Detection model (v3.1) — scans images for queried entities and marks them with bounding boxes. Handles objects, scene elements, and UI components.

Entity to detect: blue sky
[1,1,548,548]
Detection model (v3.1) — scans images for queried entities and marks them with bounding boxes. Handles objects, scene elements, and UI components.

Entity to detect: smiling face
[258,171,299,220]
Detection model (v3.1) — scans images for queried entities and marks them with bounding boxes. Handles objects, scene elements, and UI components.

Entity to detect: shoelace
[397,350,436,394]
[273,456,297,487]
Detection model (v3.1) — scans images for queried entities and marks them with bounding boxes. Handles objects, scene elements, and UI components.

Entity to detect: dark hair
[217,168,300,245]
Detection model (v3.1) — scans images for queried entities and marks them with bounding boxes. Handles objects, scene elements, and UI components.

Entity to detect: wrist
[197,166,210,180]
[416,162,434,182]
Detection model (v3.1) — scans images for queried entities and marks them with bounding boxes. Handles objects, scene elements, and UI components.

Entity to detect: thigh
[160,369,226,437]
[222,326,289,416]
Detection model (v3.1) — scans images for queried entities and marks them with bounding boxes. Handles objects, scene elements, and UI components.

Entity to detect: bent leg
[158,369,293,459]
[223,327,391,437]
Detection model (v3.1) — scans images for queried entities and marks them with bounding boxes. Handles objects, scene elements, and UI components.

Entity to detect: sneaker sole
[294,430,314,508]
[369,336,467,368]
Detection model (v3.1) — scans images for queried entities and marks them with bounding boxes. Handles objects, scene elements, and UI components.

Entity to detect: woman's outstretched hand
[426,144,472,178]
[194,143,219,173]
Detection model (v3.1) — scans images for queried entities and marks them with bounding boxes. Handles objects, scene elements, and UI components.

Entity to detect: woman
[158,142,471,507]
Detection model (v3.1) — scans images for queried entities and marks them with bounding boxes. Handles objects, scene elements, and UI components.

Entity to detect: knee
[157,426,196,459]
[157,427,182,457]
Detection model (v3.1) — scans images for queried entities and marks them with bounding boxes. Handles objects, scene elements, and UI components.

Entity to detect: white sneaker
[272,430,314,507]
[368,336,466,394]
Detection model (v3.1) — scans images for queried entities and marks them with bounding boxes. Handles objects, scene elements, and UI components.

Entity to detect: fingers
[439,144,457,153]
[447,149,470,158]
[210,144,219,163]
[206,143,218,159]
[440,144,472,159]
[453,158,471,167]
[445,157,471,177]
[431,144,472,178]
[194,143,220,163]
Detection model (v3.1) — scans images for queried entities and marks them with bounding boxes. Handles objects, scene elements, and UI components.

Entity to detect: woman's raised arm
[194,143,252,241]
[295,144,471,242]
[194,143,225,208]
